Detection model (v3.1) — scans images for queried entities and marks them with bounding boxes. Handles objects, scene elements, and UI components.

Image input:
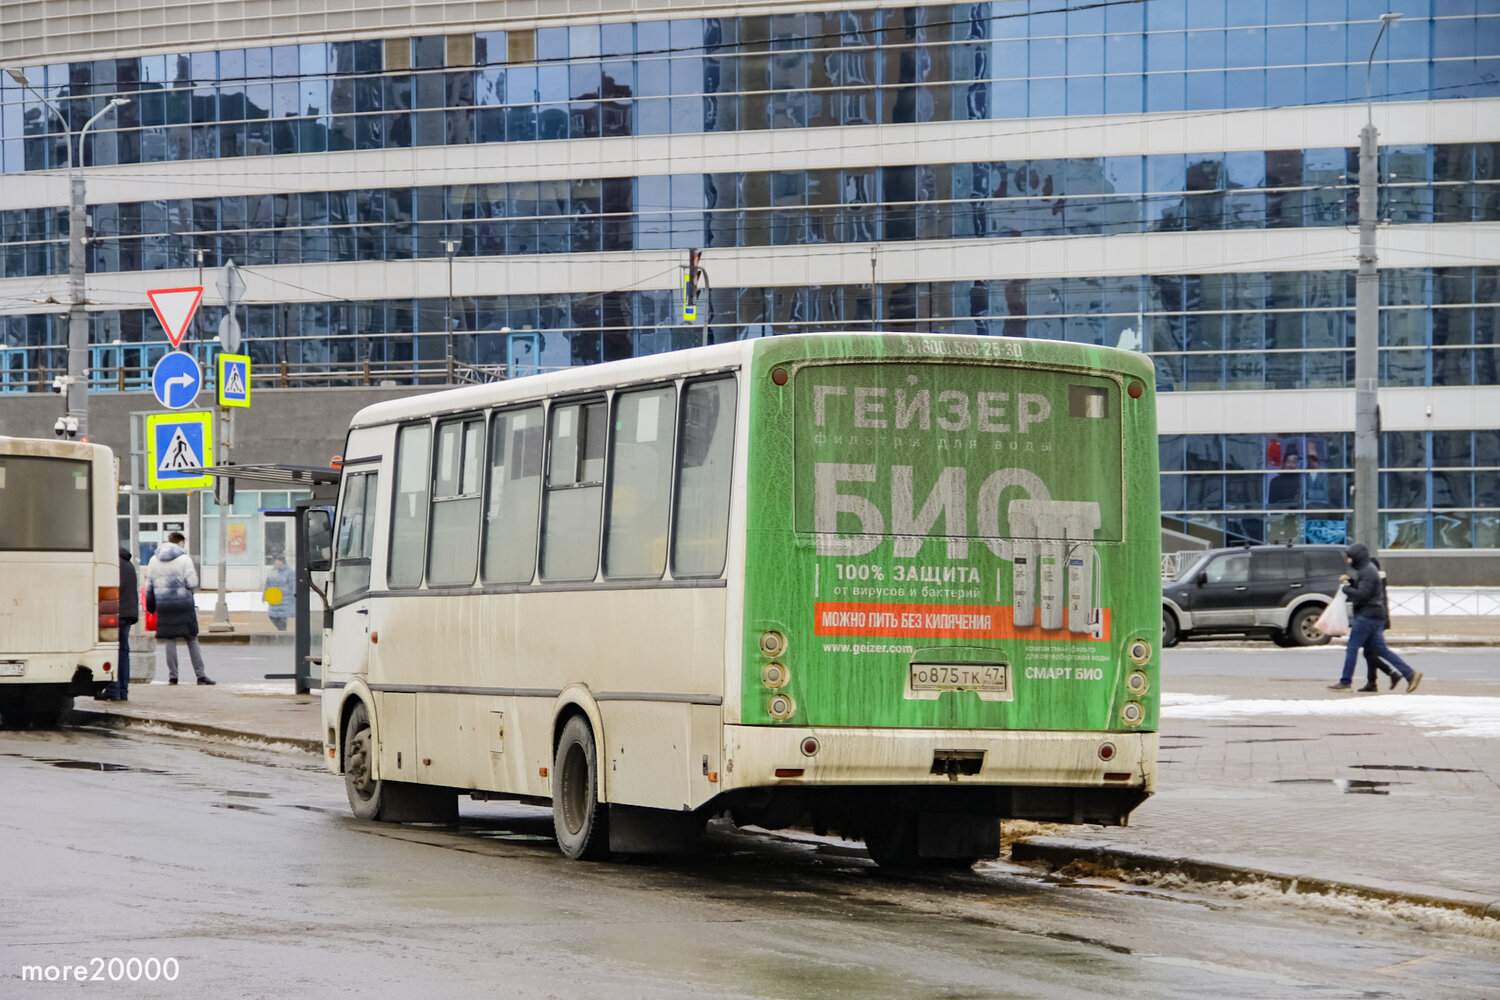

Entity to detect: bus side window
[333,472,378,602]
[482,406,543,584]
[604,385,676,579]
[427,416,484,587]
[541,399,606,581]
[671,377,737,578]
[389,423,432,589]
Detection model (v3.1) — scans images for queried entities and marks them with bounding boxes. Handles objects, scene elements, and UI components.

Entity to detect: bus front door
[324,472,378,686]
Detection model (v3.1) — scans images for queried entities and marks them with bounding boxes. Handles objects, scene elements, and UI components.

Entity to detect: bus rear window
[793,362,1123,546]
[0,456,93,551]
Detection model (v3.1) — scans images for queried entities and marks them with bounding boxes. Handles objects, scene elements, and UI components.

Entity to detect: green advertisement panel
[742,334,1160,733]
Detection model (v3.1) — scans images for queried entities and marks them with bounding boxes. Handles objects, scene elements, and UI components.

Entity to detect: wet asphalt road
[3,723,1498,999]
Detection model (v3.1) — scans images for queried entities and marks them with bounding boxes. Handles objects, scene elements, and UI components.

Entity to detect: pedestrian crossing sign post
[218,353,251,408]
[146,411,215,490]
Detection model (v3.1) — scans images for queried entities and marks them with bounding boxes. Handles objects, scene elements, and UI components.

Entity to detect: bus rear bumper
[0,649,114,692]
[720,725,1155,826]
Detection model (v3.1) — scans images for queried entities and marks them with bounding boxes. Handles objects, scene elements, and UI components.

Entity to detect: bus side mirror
[304,510,333,573]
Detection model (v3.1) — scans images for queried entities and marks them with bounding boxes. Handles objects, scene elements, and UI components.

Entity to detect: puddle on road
[1270,778,1399,794]
[211,801,264,812]
[1228,737,1318,744]
[222,790,272,798]
[43,758,167,774]
[1349,763,1478,774]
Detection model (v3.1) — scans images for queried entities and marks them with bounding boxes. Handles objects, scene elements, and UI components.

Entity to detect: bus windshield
[0,455,93,551]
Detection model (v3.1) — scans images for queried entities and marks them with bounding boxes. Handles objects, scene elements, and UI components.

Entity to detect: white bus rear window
[0,456,93,551]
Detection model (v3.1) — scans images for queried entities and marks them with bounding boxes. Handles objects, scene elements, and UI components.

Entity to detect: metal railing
[1385,587,1500,642]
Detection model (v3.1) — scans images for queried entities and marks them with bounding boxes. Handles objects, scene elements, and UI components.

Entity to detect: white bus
[0,437,123,726]
[320,333,1160,865]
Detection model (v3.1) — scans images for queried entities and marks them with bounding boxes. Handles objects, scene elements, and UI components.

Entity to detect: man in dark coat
[1329,543,1421,692]
[145,532,214,686]
[101,548,140,701]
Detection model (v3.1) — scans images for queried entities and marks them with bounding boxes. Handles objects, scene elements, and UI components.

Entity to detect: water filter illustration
[1008,499,1103,633]
[1064,505,1103,634]
[1009,505,1036,628]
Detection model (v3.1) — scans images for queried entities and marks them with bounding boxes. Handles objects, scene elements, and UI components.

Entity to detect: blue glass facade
[1,1,1497,551]
[2,3,1497,172]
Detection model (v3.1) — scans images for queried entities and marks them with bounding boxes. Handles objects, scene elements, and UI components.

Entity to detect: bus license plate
[909,662,1008,694]
[0,660,24,677]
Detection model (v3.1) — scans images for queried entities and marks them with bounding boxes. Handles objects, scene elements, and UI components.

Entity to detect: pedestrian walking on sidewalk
[144,532,215,687]
[1358,555,1402,691]
[1328,543,1421,693]
[100,548,140,701]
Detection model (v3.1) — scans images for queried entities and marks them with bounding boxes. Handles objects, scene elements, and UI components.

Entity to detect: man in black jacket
[1329,543,1422,692]
[101,548,140,701]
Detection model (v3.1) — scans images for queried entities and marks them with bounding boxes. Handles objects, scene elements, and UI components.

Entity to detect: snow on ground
[193,591,271,612]
[1162,691,1500,738]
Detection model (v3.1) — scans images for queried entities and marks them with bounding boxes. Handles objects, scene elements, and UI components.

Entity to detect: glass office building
[1,0,1496,553]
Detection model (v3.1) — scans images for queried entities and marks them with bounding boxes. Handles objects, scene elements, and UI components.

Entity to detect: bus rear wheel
[553,715,609,860]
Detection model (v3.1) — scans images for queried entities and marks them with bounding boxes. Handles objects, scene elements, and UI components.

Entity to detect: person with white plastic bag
[1314,592,1349,637]
[1328,544,1422,693]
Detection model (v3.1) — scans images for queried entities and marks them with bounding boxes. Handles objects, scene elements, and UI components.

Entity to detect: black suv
[1161,545,1345,647]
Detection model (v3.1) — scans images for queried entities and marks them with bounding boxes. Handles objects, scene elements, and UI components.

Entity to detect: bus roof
[347,333,1152,430]
[0,436,112,463]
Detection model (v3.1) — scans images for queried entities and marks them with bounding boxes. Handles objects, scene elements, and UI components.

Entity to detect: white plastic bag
[1315,592,1350,637]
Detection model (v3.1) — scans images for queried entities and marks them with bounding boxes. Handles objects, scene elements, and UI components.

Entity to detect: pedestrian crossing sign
[146,411,214,490]
[218,353,251,408]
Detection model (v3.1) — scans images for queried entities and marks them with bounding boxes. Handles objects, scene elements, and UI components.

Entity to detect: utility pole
[870,246,878,331]
[442,238,458,381]
[209,260,246,632]
[4,71,127,440]
[1353,12,1401,553]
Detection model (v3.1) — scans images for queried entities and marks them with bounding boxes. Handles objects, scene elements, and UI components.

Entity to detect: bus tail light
[1126,670,1149,695]
[800,737,819,757]
[768,694,796,720]
[1104,772,1133,782]
[1098,742,1116,761]
[1121,702,1144,726]
[774,768,803,778]
[98,586,120,642]
[761,663,788,688]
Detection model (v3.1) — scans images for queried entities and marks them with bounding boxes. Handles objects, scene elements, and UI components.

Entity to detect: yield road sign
[148,286,204,348]
[152,351,202,409]
[218,353,251,408]
[146,411,214,490]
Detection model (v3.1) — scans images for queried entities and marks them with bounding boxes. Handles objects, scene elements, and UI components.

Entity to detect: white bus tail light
[1126,670,1149,695]
[761,662,788,688]
[97,586,120,642]
[1121,702,1144,726]
[759,630,786,657]
[768,694,796,720]
[1128,639,1152,664]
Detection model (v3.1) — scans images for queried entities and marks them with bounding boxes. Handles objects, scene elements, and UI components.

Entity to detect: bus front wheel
[553,715,610,860]
[343,702,384,821]
[343,702,458,824]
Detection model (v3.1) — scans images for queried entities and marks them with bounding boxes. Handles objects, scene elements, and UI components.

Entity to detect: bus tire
[864,813,923,868]
[0,703,33,729]
[553,715,610,860]
[31,693,73,729]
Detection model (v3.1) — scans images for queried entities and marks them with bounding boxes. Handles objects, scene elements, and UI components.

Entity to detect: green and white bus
[320,333,1160,865]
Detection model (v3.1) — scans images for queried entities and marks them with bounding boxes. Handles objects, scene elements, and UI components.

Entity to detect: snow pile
[1161,692,1500,738]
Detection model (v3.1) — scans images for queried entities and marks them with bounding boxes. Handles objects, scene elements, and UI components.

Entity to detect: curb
[1011,837,1500,922]
[72,708,324,756]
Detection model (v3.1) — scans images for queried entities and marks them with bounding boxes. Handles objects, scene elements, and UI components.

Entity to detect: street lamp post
[1352,13,1400,553]
[4,69,127,440]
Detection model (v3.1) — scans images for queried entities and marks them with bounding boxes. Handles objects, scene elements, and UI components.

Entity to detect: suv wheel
[1287,604,1331,647]
[1162,609,1180,648]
